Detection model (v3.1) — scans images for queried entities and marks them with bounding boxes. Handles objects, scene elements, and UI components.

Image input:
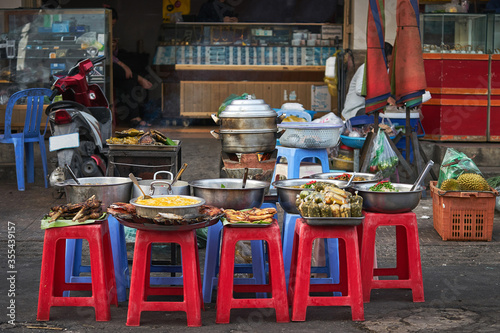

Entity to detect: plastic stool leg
[344,232,364,321]
[250,240,267,298]
[107,215,129,302]
[290,226,314,322]
[282,213,299,286]
[180,233,202,327]
[26,142,35,184]
[39,137,49,188]
[63,239,77,297]
[126,230,151,326]
[215,233,237,324]
[267,234,290,323]
[326,238,340,284]
[202,221,223,303]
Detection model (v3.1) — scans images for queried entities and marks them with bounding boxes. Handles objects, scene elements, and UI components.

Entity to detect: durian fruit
[457,173,490,191]
[440,178,460,191]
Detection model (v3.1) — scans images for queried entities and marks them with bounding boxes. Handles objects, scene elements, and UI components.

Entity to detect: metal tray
[310,172,381,184]
[108,140,180,151]
[116,215,219,231]
[300,216,364,226]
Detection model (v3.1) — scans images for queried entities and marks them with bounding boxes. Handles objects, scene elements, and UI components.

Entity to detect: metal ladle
[129,173,153,200]
[65,164,80,185]
[410,160,435,192]
[345,172,356,188]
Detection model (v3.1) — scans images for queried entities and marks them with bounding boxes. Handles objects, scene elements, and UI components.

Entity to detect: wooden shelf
[175,65,325,72]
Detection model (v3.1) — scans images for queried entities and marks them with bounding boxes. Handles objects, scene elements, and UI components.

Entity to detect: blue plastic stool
[271,146,330,185]
[281,213,339,287]
[64,216,129,302]
[202,220,267,303]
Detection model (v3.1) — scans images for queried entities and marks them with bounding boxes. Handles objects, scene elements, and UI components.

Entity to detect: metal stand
[359,109,436,183]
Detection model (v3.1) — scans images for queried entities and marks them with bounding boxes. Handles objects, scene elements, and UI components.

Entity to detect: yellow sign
[163,0,191,22]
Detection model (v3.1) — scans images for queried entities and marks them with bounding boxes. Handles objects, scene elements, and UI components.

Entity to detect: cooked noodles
[135,196,200,207]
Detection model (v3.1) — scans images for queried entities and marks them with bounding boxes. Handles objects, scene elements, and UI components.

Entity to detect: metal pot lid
[220,97,276,117]
[218,128,278,133]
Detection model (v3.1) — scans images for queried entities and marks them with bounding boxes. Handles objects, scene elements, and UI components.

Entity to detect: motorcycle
[46,56,112,182]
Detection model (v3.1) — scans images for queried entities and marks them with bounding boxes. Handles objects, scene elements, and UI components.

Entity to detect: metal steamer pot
[56,177,133,208]
[211,97,282,153]
[132,171,189,197]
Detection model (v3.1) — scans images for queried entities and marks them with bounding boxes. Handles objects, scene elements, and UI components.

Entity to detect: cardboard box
[311,85,331,112]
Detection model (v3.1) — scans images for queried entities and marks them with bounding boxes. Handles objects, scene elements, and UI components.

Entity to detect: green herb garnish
[369,180,398,192]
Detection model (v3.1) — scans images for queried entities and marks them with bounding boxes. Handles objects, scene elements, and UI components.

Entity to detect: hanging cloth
[389,0,427,108]
[362,0,391,114]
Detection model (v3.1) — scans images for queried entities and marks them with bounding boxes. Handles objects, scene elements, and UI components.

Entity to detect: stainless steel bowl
[310,172,381,184]
[130,195,206,219]
[56,177,133,209]
[189,178,269,210]
[272,178,348,214]
[353,183,423,214]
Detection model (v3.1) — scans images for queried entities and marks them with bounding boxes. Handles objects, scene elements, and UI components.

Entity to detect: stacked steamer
[211,96,279,182]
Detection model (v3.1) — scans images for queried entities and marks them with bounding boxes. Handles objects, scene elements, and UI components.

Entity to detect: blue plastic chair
[202,220,268,303]
[0,88,52,191]
[281,213,339,288]
[270,146,330,188]
[64,216,130,302]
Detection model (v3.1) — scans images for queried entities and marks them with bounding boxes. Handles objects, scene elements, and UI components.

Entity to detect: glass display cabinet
[421,13,488,54]
[419,13,500,142]
[154,22,342,66]
[0,8,112,112]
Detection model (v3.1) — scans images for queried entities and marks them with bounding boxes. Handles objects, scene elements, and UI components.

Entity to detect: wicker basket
[430,181,497,241]
[278,122,342,149]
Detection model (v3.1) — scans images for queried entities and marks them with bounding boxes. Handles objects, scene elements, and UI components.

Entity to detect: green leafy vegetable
[369,180,398,192]
[220,184,226,188]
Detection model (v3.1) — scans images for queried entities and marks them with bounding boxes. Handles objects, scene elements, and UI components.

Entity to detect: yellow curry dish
[135,196,201,207]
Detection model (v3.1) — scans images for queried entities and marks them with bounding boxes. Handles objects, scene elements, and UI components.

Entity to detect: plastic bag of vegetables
[368,128,399,177]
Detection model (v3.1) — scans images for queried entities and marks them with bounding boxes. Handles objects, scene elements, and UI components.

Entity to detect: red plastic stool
[216,220,289,324]
[126,229,202,327]
[358,212,424,303]
[288,219,364,321]
[37,221,117,321]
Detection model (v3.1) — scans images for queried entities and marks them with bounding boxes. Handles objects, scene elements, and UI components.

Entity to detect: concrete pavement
[0,126,500,332]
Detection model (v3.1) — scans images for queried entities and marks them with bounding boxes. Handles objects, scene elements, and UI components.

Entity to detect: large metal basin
[353,183,423,214]
[130,195,205,219]
[310,172,381,184]
[272,178,348,214]
[190,178,269,210]
[56,177,133,209]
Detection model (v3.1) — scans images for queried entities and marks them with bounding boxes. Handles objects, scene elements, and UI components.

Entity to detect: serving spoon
[171,163,188,186]
[242,167,249,189]
[129,173,153,200]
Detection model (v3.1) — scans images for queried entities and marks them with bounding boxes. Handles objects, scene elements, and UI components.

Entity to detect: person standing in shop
[341,42,393,120]
[197,0,238,22]
[108,6,153,127]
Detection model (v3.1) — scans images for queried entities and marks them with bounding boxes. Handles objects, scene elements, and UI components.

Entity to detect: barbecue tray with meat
[107,203,224,226]
[48,195,103,222]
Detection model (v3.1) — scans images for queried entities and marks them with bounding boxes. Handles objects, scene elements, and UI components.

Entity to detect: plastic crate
[430,181,497,241]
